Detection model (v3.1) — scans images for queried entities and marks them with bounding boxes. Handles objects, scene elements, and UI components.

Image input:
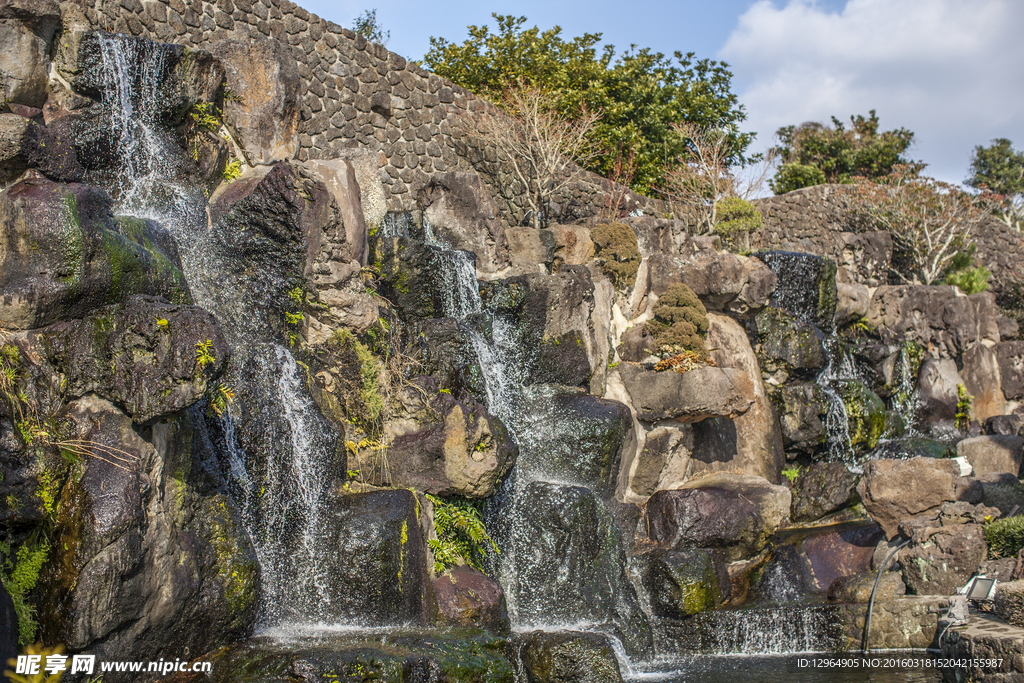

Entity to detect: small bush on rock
[984,515,1024,559]
[590,221,641,289]
[715,196,763,235]
[645,283,709,362]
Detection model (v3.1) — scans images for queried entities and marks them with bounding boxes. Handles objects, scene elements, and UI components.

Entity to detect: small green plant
[426,494,497,574]
[956,383,973,431]
[222,158,242,181]
[285,311,303,326]
[714,196,763,234]
[155,318,169,328]
[781,464,801,484]
[984,515,1024,559]
[188,102,222,132]
[195,339,215,370]
[287,285,305,304]
[207,381,235,418]
[3,642,66,682]
[0,539,49,646]
[943,244,991,295]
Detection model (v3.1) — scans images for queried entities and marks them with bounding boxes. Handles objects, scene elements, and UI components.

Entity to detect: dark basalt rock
[0,176,191,328]
[514,630,624,683]
[517,386,633,498]
[41,295,229,424]
[321,489,431,625]
[751,306,826,378]
[508,482,651,656]
[639,548,725,619]
[37,399,257,676]
[790,462,858,522]
[643,474,791,562]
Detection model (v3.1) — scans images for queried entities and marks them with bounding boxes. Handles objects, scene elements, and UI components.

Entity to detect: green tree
[966,138,1024,231]
[770,110,916,194]
[352,8,389,46]
[423,14,753,195]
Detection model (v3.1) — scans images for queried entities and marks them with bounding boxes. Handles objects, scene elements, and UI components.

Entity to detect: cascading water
[94,34,342,629]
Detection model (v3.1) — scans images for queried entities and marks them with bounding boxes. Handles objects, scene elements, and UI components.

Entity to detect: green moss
[58,194,85,286]
[838,380,887,448]
[1,540,49,645]
[206,498,258,617]
[332,329,384,427]
[680,579,715,615]
[590,222,641,289]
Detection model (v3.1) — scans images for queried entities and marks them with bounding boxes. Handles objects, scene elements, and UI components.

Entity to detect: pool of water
[631,653,943,682]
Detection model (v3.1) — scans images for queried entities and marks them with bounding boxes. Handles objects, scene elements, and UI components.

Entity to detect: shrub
[646,283,709,361]
[984,515,1024,559]
[590,222,640,289]
[944,245,990,294]
[715,196,763,234]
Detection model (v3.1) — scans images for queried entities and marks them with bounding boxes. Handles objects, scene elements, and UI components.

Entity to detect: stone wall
[67,0,660,226]
[752,184,1024,292]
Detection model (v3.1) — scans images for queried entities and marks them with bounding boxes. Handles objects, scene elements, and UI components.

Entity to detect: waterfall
[817,333,859,462]
[94,34,341,629]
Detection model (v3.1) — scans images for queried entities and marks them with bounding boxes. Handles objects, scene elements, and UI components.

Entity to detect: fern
[426,494,497,574]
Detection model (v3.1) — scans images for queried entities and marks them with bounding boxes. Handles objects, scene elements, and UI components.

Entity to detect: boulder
[901,524,987,596]
[857,457,983,538]
[986,414,1024,437]
[210,37,300,165]
[618,363,754,423]
[322,489,431,625]
[994,580,1024,628]
[323,148,386,236]
[628,425,692,497]
[500,266,611,393]
[774,383,828,456]
[0,0,61,109]
[0,113,84,183]
[790,462,858,522]
[418,171,509,274]
[754,251,837,327]
[866,286,1001,359]
[836,379,889,451]
[432,565,509,634]
[41,295,230,424]
[515,631,623,683]
[916,358,966,433]
[995,341,1024,400]
[956,436,1023,477]
[363,377,515,498]
[405,317,487,400]
[508,482,649,654]
[517,386,633,498]
[38,398,257,663]
[835,282,871,326]
[961,345,1008,421]
[646,250,775,318]
[836,231,893,287]
[704,313,785,483]
[976,472,1024,516]
[828,571,905,603]
[643,473,791,561]
[303,158,369,265]
[0,176,191,328]
[750,306,826,379]
[640,549,724,618]
[550,225,595,270]
[777,522,886,594]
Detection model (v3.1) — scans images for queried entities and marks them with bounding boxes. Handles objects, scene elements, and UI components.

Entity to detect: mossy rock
[590,222,640,290]
[647,283,709,359]
[836,379,887,450]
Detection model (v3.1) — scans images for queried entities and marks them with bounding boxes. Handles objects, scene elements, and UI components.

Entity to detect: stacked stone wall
[753,184,1024,292]
[67,0,662,226]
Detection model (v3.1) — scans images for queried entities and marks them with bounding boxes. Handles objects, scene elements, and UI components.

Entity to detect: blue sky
[300,0,1024,188]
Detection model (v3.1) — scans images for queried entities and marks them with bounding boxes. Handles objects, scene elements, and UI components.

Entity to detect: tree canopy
[967,138,1024,231]
[352,9,389,45]
[422,14,754,196]
[770,110,916,194]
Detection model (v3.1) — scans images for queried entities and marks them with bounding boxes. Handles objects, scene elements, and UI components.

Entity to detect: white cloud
[720,0,1024,185]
